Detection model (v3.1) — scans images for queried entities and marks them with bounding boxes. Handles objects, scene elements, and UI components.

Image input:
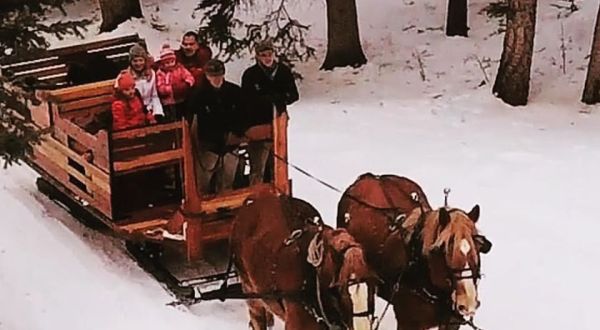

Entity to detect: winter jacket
[175,46,212,88]
[186,81,247,154]
[241,62,299,126]
[156,64,195,105]
[111,93,150,131]
[126,67,164,116]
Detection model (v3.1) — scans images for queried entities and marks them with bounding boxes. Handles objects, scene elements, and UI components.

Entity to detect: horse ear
[468,205,480,223]
[438,208,451,228]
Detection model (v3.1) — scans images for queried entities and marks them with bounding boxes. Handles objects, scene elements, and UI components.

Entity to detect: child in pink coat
[156,44,195,120]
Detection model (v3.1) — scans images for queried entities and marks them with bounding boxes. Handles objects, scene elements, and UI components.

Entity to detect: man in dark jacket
[186,59,246,194]
[241,39,299,185]
[175,31,213,88]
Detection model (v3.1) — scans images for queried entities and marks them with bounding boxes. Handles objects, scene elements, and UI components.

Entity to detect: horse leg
[438,318,460,330]
[439,325,459,330]
[393,300,427,330]
[283,300,322,330]
[266,310,275,329]
[263,301,277,329]
[247,299,271,330]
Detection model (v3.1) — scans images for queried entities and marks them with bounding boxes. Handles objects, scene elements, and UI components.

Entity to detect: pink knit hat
[159,43,176,62]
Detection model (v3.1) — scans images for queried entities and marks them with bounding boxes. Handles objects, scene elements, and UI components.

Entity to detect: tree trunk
[582,3,600,104]
[321,0,367,70]
[99,0,143,33]
[492,0,537,106]
[446,0,469,37]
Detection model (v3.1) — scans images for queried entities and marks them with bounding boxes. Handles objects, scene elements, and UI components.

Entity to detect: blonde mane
[420,208,478,258]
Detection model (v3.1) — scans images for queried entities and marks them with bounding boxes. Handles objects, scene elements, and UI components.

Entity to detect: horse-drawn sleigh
[2,34,492,330]
[0,33,291,294]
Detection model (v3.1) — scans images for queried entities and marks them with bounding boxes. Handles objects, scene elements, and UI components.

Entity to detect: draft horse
[231,192,378,330]
[337,173,492,330]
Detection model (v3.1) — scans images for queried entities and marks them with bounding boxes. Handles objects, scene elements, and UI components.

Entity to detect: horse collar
[408,212,426,265]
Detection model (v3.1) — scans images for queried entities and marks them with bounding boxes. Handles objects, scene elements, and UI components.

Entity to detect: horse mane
[421,208,478,257]
[328,230,371,286]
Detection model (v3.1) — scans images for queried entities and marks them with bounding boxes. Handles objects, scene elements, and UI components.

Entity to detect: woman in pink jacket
[156,44,195,120]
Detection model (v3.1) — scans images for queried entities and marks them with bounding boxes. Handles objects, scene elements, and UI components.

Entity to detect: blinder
[473,234,492,254]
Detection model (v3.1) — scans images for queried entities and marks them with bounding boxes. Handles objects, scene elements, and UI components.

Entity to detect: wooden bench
[0,34,145,88]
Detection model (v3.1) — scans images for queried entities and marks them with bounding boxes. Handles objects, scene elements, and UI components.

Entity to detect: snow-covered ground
[2,0,600,329]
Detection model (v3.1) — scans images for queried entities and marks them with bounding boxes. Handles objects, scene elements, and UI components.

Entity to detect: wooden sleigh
[2,34,291,297]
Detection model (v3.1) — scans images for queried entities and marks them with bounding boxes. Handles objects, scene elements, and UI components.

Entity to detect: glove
[185,76,195,86]
[154,114,165,123]
[146,112,157,124]
[270,93,285,107]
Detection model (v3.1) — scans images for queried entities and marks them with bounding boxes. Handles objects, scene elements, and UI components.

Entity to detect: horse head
[420,205,492,319]
[307,227,379,329]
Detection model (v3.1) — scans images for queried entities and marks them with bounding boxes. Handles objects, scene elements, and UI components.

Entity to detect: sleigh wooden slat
[60,94,114,113]
[113,149,184,173]
[47,80,115,103]
[32,135,113,218]
[112,121,183,140]
[199,183,274,214]
[51,103,111,173]
[10,64,68,80]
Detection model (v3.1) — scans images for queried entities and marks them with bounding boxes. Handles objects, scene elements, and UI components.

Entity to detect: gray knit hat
[128,43,147,61]
[204,59,225,76]
[254,39,274,53]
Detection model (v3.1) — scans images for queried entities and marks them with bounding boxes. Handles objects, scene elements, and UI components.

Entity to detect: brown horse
[337,173,491,330]
[231,191,378,330]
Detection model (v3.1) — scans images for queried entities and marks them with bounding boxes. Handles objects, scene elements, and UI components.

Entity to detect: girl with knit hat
[111,70,156,131]
[156,43,195,120]
[127,43,164,120]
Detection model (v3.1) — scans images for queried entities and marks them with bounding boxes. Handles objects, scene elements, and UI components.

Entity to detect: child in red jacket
[156,44,194,120]
[112,71,155,131]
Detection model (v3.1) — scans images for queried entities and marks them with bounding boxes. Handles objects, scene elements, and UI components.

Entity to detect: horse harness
[216,216,368,329]
[287,217,373,329]
[356,177,484,330]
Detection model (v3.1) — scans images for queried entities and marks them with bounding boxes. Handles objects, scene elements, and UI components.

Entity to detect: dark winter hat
[254,39,274,53]
[129,43,148,61]
[204,59,225,76]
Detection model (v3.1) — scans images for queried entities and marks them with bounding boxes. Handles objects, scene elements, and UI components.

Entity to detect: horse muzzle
[348,282,373,330]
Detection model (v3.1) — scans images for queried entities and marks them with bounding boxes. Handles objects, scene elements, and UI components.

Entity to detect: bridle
[373,206,486,329]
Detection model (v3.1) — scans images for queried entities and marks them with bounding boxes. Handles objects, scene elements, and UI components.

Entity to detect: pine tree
[0,0,89,167]
[492,0,537,106]
[195,0,315,69]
